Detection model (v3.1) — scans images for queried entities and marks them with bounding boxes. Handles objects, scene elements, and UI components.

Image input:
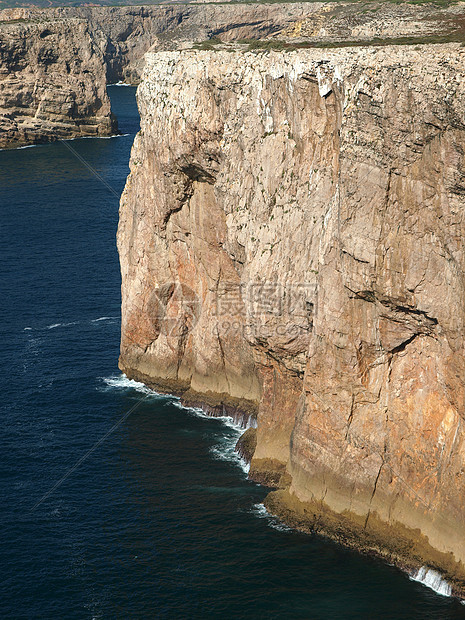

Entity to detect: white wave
[99,373,158,396]
[210,439,250,475]
[15,144,38,150]
[174,401,256,474]
[172,401,206,416]
[251,502,269,518]
[176,401,256,432]
[63,133,129,142]
[1,132,130,152]
[410,566,452,597]
[24,327,32,331]
[221,414,256,432]
[250,502,292,533]
[91,316,118,322]
[46,321,78,329]
[100,375,252,474]
[174,402,235,424]
[79,133,130,139]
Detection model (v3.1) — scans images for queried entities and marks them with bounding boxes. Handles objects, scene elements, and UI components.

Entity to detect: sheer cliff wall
[0,16,116,148]
[118,47,465,594]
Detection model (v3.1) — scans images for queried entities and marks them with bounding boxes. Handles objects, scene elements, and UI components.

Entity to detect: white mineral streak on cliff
[118,46,465,594]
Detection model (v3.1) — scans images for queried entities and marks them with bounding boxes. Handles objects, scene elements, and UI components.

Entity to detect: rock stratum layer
[0,15,116,147]
[118,46,465,595]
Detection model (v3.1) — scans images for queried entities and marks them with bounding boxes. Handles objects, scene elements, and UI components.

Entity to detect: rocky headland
[3,0,465,600]
[0,14,116,148]
[118,43,465,596]
[0,3,312,147]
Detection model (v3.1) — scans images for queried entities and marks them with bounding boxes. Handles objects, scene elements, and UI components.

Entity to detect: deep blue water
[1,86,465,619]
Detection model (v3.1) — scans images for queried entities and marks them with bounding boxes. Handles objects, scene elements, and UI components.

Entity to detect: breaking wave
[99,374,158,396]
[23,316,118,332]
[47,322,78,329]
[250,503,292,533]
[209,439,250,475]
[1,133,129,152]
[173,400,251,474]
[410,566,452,597]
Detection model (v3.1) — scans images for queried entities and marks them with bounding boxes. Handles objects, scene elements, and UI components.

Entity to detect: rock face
[118,46,465,594]
[0,15,116,148]
[0,3,308,147]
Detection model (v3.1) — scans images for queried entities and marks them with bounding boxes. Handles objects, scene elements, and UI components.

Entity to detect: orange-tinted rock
[118,46,465,593]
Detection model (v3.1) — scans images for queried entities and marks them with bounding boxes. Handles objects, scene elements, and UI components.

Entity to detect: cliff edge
[3,2,465,148]
[118,45,465,595]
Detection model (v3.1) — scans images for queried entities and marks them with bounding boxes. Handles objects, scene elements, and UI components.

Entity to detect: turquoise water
[1,85,465,619]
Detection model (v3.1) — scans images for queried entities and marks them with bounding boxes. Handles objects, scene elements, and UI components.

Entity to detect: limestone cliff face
[118,45,465,593]
[2,1,465,148]
[0,15,116,148]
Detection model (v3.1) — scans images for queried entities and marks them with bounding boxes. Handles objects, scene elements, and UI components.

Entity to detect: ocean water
[1,85,465,619]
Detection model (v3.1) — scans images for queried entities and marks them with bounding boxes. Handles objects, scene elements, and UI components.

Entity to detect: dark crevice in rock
[388,332,420,356]
[378,298,439,326]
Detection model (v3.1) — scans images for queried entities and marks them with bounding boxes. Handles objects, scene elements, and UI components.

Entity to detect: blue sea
[1,86,465,619]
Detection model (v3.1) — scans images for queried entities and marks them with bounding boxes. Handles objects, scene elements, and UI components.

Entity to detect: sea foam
[100,374,157,396]
[250,503,292,533]
[172,398,252,474]
[47,321,78,329]
[410,566,452,597]
[0,133,130,153]
[209,438,250,475]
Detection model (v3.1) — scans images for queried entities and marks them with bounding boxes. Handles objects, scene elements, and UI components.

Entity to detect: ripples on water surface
[1,86,465,619]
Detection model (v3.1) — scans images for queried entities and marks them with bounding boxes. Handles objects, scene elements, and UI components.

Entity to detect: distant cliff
[0,3,307,147]
[118,45,465,596]
[0,15,116,148]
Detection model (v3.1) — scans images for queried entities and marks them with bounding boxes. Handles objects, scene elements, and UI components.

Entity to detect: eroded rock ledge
[118,46,465,594]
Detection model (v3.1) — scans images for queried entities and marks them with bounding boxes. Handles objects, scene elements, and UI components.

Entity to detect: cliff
[3,2,465,148]
[0,15,116,148]
[118,45,465,595]
[0,3,309,147]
